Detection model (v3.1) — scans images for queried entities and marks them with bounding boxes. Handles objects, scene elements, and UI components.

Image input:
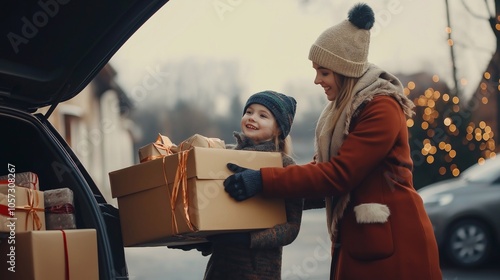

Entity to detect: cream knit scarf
[314,64,415,240]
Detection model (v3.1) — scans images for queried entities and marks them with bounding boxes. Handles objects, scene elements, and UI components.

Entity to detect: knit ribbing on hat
[309,43,367,78]
[243,91,297,140]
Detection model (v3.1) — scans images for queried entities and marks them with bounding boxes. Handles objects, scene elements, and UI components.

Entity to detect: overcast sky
[110,0,495,103]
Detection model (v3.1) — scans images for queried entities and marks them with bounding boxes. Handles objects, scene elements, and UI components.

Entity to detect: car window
[461,158,500,184]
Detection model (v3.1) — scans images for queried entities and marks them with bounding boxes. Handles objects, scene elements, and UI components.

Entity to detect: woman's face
[313,62,343,101]
[241,103,279,144]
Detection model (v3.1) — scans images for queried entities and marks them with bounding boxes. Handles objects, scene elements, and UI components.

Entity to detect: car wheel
[444,219,493,268]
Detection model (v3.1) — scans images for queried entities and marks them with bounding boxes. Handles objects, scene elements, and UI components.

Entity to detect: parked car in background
[0,1,168,279]
[418,157,500,268]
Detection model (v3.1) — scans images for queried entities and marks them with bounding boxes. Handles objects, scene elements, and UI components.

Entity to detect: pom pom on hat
[348,3,375,30]
[309,3,375,78]
[243,90,297,140]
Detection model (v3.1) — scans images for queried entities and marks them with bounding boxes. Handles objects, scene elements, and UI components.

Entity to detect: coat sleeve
[249,198,303,248]
[249,155,303,248]
[261,96,405,198]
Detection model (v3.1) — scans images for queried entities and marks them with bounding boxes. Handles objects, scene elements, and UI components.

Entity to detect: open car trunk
[0,106,127,279]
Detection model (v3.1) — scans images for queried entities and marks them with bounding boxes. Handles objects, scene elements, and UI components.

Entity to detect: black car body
[0,1,169,279]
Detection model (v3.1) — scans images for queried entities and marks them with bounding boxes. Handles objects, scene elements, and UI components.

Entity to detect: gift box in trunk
[0,229,98,280]
[109,147,286,247]
[0,171,39,190]
[44,188,77,230]
[0,186,45,233]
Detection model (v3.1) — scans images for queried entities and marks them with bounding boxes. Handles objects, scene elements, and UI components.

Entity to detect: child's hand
[223,163,263,201]
[207,232,250,247]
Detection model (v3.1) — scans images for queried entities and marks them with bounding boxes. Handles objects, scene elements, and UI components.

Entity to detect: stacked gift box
[109,134,287,247]
[0,171,98,279]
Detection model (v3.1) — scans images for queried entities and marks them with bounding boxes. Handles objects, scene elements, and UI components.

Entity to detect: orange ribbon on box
[16,188,44,230]
[140,134,176,163]
[162,150,197,235]
[1,188,44,230]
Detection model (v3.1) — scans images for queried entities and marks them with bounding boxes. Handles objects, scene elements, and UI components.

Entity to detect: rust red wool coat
[261,95,442,279]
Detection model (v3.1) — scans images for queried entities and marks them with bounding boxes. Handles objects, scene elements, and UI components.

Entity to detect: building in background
[44,64,136,206]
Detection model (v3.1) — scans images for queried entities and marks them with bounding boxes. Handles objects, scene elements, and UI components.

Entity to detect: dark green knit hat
[243,90,297,139]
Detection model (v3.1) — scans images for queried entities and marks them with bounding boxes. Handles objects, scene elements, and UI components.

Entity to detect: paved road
[125,210,500,279]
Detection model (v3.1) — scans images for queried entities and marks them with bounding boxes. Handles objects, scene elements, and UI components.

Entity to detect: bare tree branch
[460,0,491,20]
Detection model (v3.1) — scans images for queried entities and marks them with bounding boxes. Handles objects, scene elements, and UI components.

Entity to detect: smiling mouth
[323,87,331,93]
[246,124,257,130]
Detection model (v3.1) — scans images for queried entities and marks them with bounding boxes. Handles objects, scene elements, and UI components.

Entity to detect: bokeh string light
[404,72,496,188]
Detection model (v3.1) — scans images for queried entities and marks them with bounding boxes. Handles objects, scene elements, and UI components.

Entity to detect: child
[203,90,303,279]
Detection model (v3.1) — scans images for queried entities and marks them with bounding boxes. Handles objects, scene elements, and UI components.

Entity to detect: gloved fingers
[224,174,248,201]
[223,174,238,191]
[226,163,248,173]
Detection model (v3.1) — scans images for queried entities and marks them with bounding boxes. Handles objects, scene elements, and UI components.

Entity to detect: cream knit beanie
[309,3,375,78]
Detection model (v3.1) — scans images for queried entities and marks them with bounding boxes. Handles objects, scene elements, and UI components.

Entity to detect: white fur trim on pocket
[354,203,390,224]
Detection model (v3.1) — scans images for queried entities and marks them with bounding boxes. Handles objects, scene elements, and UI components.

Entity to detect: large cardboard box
[109,147,286,246]
[0,186,45,233]
[0,229,98,280]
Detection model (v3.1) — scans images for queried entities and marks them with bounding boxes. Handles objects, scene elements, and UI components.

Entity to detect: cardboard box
[173,134,226,152]
[0,186,45,233]
[0,229,98,280]
[138,134,176,163]
[109,147,286,246]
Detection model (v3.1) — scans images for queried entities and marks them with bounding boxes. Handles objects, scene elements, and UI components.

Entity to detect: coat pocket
[346,203,394,261]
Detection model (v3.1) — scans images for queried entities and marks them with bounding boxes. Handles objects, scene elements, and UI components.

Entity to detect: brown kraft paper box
[0,186,45,233]
[0,229,98,280]
[109,147,286,247]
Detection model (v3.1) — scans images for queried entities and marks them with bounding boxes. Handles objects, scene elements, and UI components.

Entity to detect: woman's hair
[330,75,359,129]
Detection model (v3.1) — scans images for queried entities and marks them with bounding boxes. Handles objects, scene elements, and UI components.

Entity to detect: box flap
[109,157,178,198]
[188,147,283,180]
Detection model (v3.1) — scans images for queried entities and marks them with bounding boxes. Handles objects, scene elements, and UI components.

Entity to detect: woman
[223,3,442,280]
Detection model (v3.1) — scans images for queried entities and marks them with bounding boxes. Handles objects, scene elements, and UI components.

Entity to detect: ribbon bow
[16,188,44,230]
[140,134,176,163]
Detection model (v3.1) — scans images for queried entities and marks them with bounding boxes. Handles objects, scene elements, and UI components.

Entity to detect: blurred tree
[399,72,480,189]
[447,0,499,158]
[463,0,499,157]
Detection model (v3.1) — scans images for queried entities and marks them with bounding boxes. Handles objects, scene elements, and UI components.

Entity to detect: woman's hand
[223,163,263,201]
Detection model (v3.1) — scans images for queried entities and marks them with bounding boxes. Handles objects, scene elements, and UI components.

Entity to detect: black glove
[207,232,250,247]
[168,242,212,256]
[223,163,263,201]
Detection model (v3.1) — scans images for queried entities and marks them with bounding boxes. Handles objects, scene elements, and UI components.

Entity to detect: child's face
[241,103,279,144]
[312,62,342,101]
